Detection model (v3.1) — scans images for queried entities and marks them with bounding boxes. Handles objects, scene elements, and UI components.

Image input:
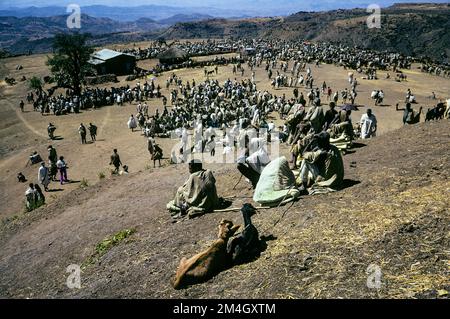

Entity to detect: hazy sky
[1,0,449,13]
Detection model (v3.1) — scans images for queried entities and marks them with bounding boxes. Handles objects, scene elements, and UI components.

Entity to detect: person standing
[110,149,122,174]
[88,123,97,142]
[38,162,50,191]
[377,90,384,105]
[34,184,45,206]
[350,90,357,105]
[142,103,148,117]
[360,109,377,139]
[148,136,155,159]
[48,145,58,181]
[127,115,137,132]
[79,123,87,144]
[327,87,332,101]
[396,103,422,125]
[207,135,216,157]
[19,100,24,112]
[47,123,56,140]
[56,156,68,185]
[48,159,58,182]
[48,145,57,163]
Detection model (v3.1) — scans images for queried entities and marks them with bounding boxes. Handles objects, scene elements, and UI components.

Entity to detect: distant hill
[158,13,214,25]
[0,5,250,21]
[1,3,449,62]
[161,3,450,62]
[0,14,164,54]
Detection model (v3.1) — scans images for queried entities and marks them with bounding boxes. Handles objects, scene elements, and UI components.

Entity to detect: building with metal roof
[88,49,136,76]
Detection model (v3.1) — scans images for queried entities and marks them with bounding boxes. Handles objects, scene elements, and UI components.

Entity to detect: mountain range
[1,3,449,62]
[0,5,249,21]
[3,1,450,17]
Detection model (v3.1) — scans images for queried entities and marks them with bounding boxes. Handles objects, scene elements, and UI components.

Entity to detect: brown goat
[172,219,241,289]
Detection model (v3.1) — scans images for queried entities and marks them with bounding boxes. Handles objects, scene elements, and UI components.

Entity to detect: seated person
[290,122,314,169]
[29,152,43,165]
[327,110,354,140]
[119,165,129,175]
[17,172,27,183]
[25,183,37,212]
[303,102,325,133]
[297,132,344,194]
[323,102,338,130]
[237,139,271,189]
[278,125,289,143]
[167,160,220,218]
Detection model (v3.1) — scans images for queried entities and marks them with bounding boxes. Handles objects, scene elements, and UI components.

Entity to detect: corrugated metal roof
[91,49,134,61]
[92,49,122,60]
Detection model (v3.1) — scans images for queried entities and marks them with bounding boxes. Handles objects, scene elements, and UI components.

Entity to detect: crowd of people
[21,145,71,211]
[119,39,237,61]
[19,37,450,214]
[420,62,450,78]
[24,81,163,116]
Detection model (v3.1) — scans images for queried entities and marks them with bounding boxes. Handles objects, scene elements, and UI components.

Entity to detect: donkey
[172,219,241,289]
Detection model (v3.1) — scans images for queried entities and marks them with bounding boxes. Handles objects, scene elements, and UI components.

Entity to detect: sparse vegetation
[98,171,105,180]
[2,214,19,226]
[80,178,89,188]
[28,76,43,92]
[82,229,136,268]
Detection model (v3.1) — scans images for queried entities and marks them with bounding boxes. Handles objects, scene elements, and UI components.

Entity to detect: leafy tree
[28,76,43,92]
[47,33,93,96]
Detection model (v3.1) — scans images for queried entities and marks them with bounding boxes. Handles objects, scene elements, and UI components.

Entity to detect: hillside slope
[161,4,450,62]
[0,14,164,54]
[0,120,448,298]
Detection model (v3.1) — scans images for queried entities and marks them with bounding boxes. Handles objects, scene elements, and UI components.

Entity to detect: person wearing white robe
[360,109,377,139]
[251,108,260,127]
[204,126,216,142]
[127,115,137,132]
[38,162,50,191]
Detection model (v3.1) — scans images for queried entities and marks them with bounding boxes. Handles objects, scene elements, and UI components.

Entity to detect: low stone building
[89,49,136,76]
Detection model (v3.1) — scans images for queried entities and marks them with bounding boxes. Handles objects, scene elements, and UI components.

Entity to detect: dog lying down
[172,204,261,289]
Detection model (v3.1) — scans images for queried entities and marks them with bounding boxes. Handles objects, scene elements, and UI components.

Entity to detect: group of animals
[425,102,447,121]
[172,203,261,289]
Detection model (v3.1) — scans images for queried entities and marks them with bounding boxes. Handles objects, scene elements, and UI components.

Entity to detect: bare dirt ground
[0,50,449,298]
